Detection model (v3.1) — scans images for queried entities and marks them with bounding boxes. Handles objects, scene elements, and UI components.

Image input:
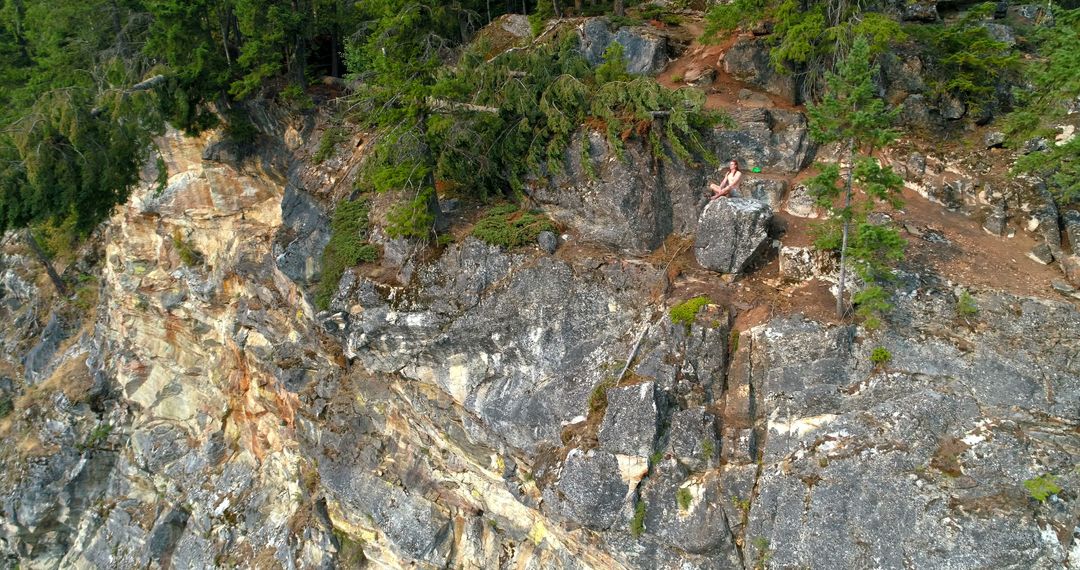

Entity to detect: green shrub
[701,438,716,461]
[870,346,892,367]
[0,396,12,419]
[314,126,347,164]
[81,423,112,450]
[649,450,664,465]
[854,286,892,330]
[386,188,437,240]
[280,83,315,112]
[316,198,379,310]
[223,108,259,146]
[730,329,741,352]
[670,296,712,329]
[752,536,773,570]
[471,204,555,249]
[676,487,693,511]
[172,229,203,267]
[1024,474,1061,502]
[73,275,99,311]
[906,3,1020,118]
[956,290,978,319]
[630,500,647,537]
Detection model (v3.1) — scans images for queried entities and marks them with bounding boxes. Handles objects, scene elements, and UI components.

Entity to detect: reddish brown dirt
[648,17,1075,328]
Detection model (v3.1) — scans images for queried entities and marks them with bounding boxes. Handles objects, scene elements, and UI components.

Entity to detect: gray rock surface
[665,407,719,472]
[550,449,629,530]
[694,198,772,274]
[639,461,737,557]
[722,36,799,104]
[779,245,838,282]
[711,108,816,173]
[532,131,677,254]
[538,230,558,254]
[579,19,669,75]
[983,200,1008,235]
[903,0,938,21]
[742,177,787,210]
[4,93,1080,570]
[598,382,659,457]
[1064,209,1080,255]
[783,184,819,218]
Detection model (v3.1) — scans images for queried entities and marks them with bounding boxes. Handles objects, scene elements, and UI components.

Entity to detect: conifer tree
[806,36,905,321]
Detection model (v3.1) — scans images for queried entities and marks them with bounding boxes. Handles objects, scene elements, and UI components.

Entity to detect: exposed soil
[654,17,1074,327]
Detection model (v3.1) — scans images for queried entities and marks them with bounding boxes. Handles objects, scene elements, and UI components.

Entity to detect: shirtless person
[709,160,742,200]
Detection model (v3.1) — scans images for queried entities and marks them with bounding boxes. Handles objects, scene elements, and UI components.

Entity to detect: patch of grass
[630,500,646,537]
[588,377,618,415]
[1024,474,1061,502]
[670,74,683,83]
[676,487,693,511]
[316,198,379,310]
[73,274,99,311]
[471,204,555,249]
[0,396,12,419]
[332,528,367,566]
[870,346,892,368]
[701,438,716,461]
[649,450,664,465]
[752,536,772,570]
[80,423,112,450]
[172,229,203,267]
[731,495,751,514]
[314,126,347,164]
[730,329,740,352]
[670,295,712,329]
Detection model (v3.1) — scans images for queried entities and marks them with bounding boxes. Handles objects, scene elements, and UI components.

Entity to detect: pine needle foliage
[905,3,1020,119]
[703,0,905,99]
[346,10,725,239]
[1007,6,1080,204]
[471,204,555,249]
[316,197,378,310]
[806,37,905,319]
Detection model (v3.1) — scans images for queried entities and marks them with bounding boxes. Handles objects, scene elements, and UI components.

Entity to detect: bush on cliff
[471,204,555,249]
[316,198,378,310]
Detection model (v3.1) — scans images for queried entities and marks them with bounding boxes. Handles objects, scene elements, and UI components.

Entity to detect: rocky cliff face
[0,102,1077,570]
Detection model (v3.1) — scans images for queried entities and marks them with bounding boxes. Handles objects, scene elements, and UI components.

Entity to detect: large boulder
[1063,209,1080,255]
[694,198,772,274]
[548,449,629,530]
[710,108,816,173]
[579,19,669,75]
[722,36,799,105]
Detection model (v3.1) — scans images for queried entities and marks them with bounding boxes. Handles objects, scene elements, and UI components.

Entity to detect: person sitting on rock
[709,160,742,200]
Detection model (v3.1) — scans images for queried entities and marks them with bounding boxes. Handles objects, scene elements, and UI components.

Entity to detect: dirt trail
[650,17,1074,324]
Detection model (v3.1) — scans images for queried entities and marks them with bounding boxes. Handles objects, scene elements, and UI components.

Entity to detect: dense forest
[0,0,1077,265]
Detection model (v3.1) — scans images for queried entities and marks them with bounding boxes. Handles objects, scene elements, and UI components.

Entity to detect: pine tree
[806,36,905,321]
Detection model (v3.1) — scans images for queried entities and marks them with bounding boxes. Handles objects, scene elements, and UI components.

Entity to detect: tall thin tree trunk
[836,138,854,317]
[23,230,67,297]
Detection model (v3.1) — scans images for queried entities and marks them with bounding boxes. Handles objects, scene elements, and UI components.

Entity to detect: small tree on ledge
[806,36,906,322]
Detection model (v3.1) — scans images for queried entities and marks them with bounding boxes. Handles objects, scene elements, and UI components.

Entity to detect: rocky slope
[1,16,1079,570]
